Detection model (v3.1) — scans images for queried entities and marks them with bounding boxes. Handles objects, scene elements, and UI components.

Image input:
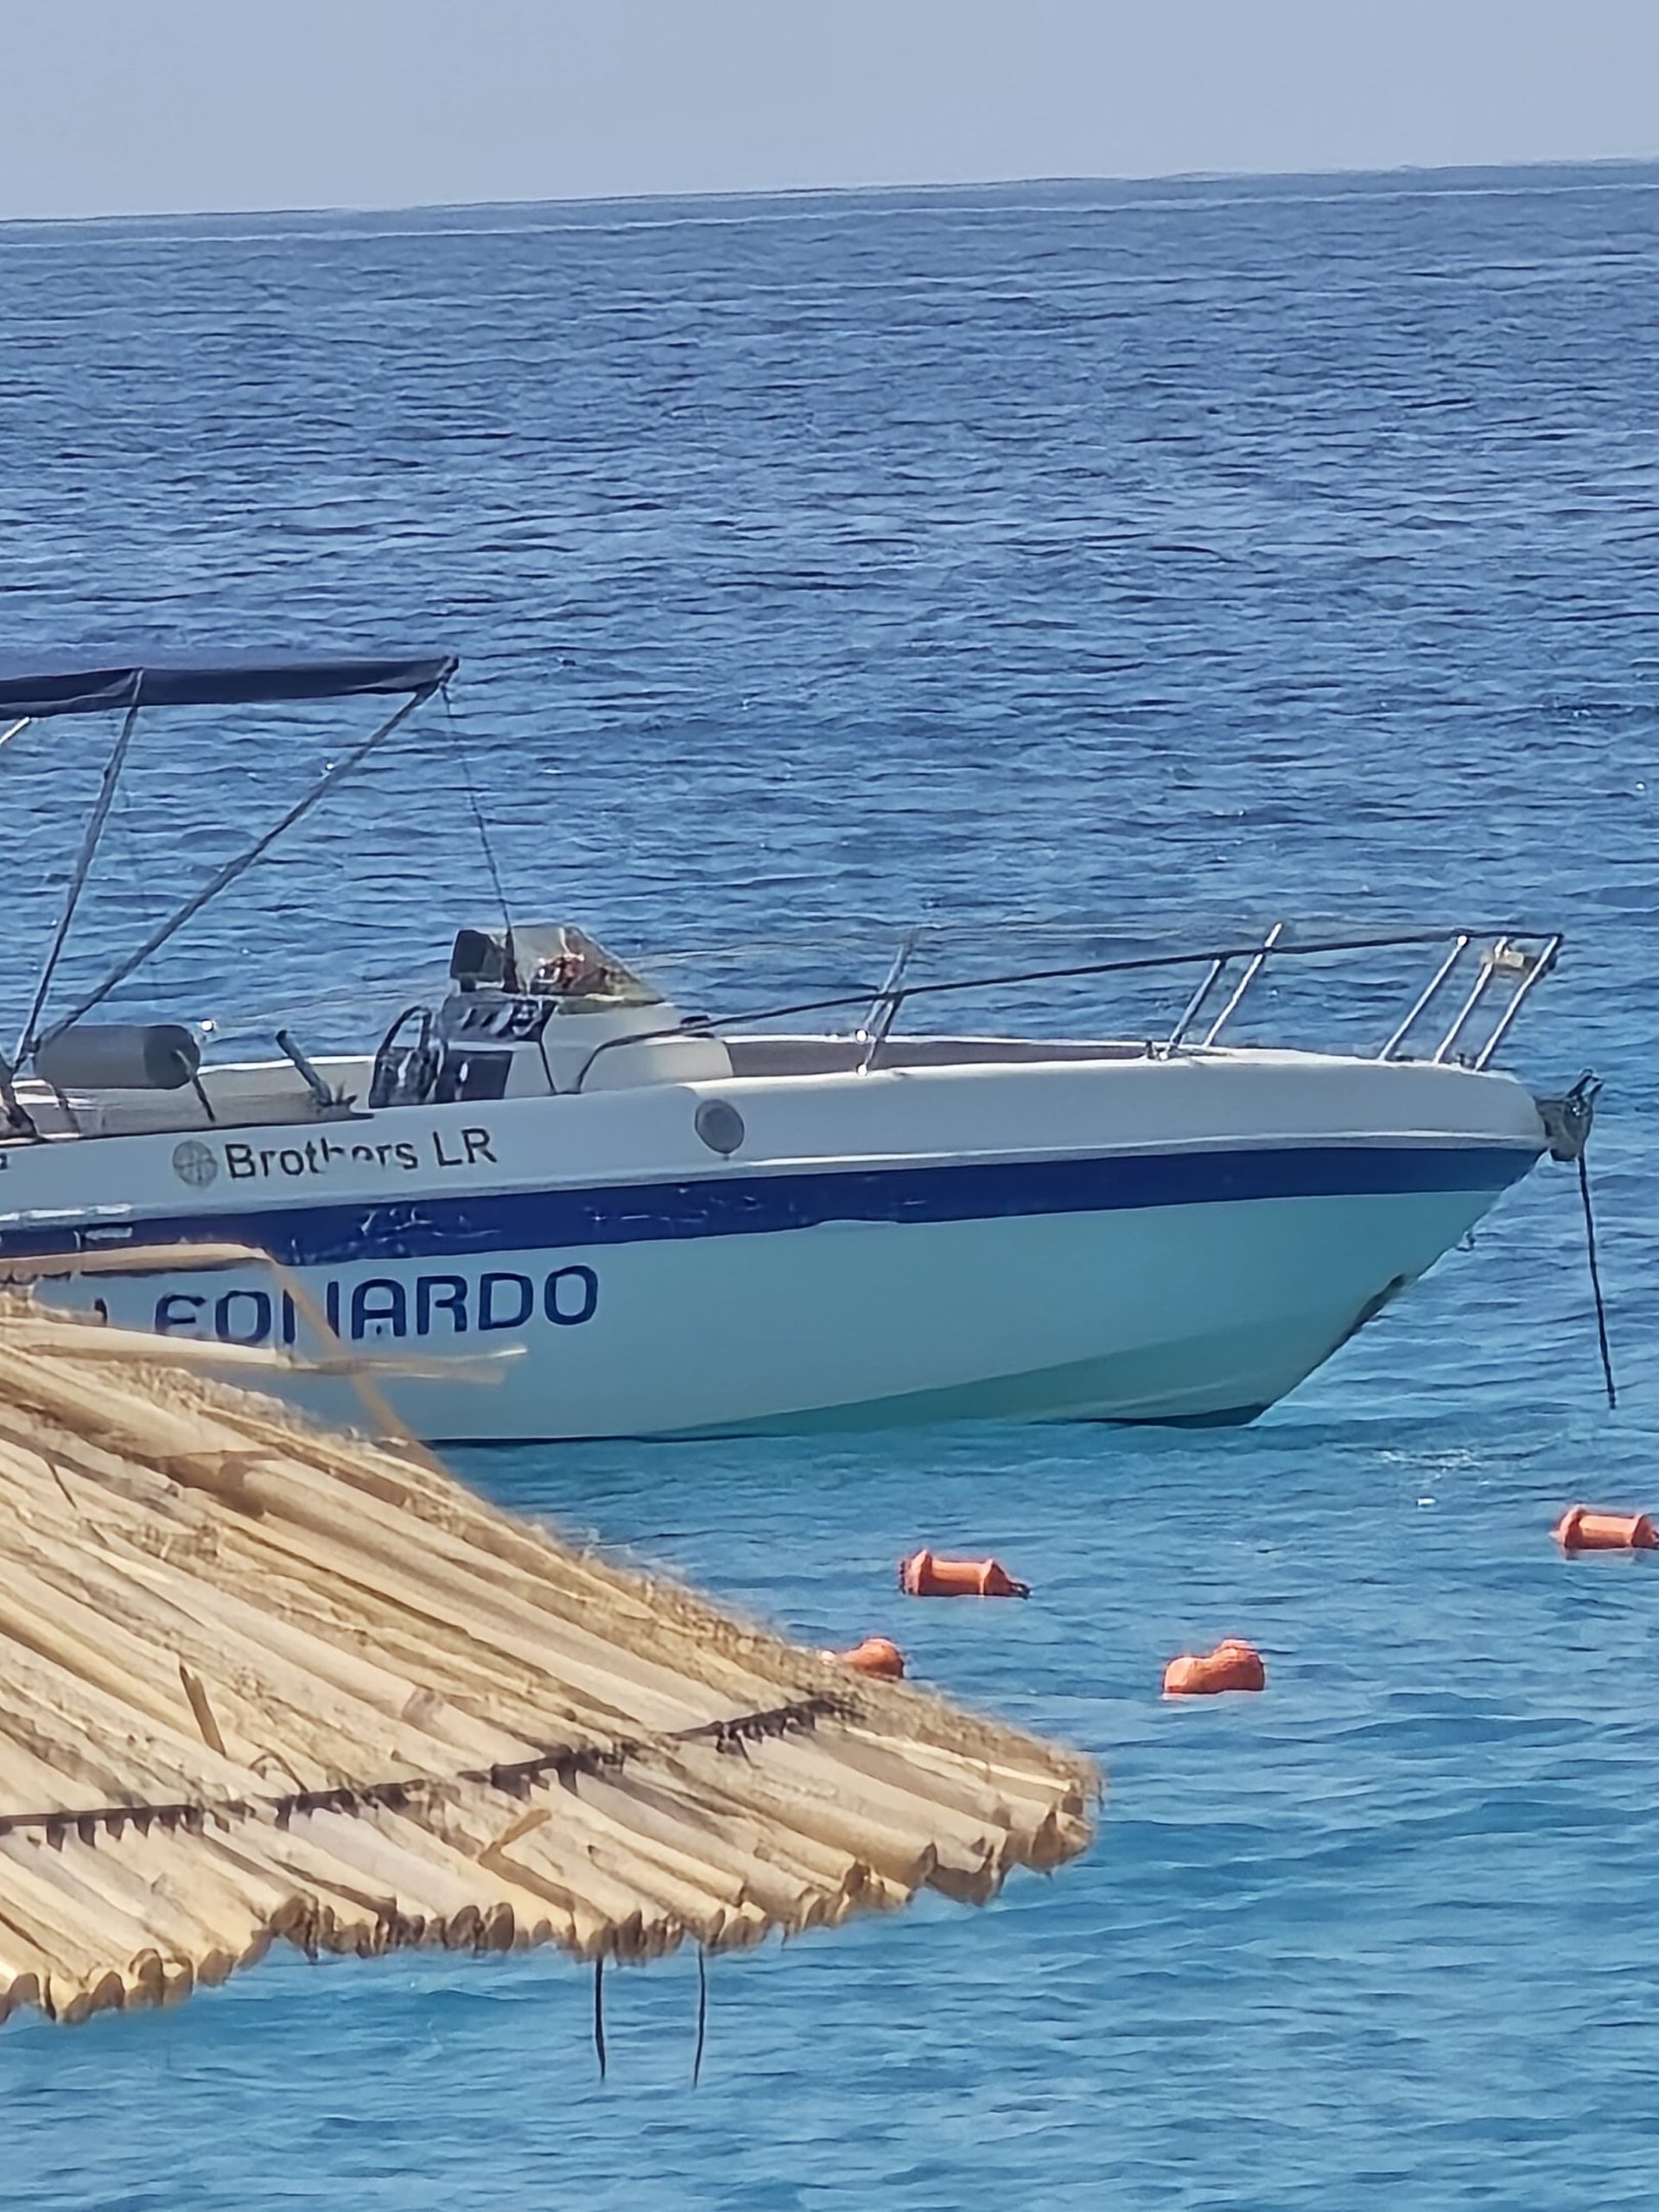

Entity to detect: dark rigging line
[442,688,513,948]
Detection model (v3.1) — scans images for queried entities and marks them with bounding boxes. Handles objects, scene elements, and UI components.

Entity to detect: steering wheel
[368,1005,441,1109]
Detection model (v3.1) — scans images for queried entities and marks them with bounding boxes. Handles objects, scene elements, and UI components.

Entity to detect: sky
[2,0,1657,222]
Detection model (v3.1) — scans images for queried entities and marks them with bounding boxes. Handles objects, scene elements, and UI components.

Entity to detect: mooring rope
[1536,1072,1616,1414]
[693,1945,709,2088]
[1578,1150,1618,1411]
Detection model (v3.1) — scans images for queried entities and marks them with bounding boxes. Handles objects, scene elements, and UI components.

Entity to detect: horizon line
[4,151,1658,234]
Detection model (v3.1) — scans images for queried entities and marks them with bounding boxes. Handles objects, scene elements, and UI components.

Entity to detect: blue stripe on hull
[0,1141,1538,1270]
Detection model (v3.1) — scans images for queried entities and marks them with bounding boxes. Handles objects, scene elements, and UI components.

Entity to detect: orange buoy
[1552,1505,1658,1552]
[899,1549,1029,1599]
[1162,1638,1267,1696]
[825,1636,907,1679]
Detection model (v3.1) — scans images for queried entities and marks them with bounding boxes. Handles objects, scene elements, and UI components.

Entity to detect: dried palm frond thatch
[0,1291,1096,2025]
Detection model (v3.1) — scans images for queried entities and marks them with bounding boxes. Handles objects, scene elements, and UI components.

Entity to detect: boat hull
[0,1051,1546,1440]
[32,1161,1531,1441]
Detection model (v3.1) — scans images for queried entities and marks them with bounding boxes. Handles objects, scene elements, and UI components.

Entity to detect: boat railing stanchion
[1473,934,1562,1071]
[1380,932,1471,1061]
[857,933,918,1073]
[1162,955,1230,1058]
[858,988,911,1074]
[1431,935,1537,1065]
[1200,921,1287,1049]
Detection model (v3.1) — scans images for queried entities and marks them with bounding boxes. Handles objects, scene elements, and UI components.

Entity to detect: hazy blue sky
[3,0,1657,221]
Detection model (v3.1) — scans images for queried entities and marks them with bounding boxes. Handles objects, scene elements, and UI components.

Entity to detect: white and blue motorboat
[0,651,1582,1441]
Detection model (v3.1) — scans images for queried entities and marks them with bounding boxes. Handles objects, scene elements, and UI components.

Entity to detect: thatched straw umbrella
[0,1280,1096,2027]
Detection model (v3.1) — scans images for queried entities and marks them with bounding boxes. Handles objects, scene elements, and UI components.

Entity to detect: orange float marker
[899,1549,1029,1599]
[1162,1638,1267,1696]
[1552,1505,1658,1552]
[826,1637,907,1679]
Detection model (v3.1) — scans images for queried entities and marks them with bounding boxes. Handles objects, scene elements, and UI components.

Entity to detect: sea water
[2,166,1657,2209]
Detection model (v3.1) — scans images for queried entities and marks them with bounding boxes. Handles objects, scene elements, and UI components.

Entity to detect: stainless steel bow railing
[571,924,1564,1088]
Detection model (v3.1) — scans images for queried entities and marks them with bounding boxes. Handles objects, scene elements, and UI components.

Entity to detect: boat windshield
[449,925,663,1007]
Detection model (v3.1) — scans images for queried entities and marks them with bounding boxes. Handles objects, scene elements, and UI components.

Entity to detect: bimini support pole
[31,684,437,1059]
[16,696,143,1065]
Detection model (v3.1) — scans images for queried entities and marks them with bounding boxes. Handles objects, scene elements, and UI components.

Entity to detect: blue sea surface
[3,165,1659,2209]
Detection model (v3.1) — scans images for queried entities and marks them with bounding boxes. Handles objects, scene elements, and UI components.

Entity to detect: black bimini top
[0,650,459,721]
